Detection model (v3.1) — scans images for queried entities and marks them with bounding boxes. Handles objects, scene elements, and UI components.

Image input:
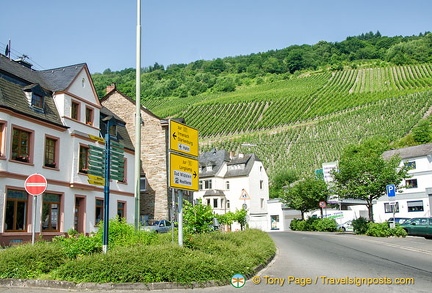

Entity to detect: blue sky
[1,0,431,73]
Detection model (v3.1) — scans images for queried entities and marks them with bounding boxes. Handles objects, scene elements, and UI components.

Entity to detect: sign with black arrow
[169,120,199,157]
[169,152,199,191]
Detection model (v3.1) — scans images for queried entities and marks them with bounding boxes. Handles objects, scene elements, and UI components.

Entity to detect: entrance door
[74,197,85,234]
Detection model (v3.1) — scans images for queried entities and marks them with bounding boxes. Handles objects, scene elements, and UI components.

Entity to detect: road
[0,231,431,293]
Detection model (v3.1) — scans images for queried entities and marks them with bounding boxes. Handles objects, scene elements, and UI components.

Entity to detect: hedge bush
[0,242,66,279]
[51,229,274,284]
[366,222,407,238]
[290,218,337,232]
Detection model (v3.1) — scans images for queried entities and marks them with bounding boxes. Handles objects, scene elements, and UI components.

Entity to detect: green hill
[92,32,432,182]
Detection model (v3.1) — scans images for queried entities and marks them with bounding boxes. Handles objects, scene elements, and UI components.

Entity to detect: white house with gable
[193,149,269,231]
[374,143,432,222]
[0,55,135,246]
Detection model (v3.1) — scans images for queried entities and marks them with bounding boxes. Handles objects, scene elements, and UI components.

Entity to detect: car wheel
[341,227,346,232]
[424,236,432,240]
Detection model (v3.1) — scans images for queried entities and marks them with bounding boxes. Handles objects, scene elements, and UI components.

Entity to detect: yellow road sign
[88,134,105,143]
[169,120,199,157]
[88,179,105,186]
[87,174,104,181]
[169,153,199,191]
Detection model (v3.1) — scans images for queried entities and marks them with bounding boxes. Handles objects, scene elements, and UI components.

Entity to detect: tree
[331,139,411,222]
[281,175,329,220]
[269,169,298,198]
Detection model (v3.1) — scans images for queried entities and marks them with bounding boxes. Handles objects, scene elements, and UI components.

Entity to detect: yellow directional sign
[87,174,104,182]
[169,153,199,191]
[88,179,105,186]
[169,120,199,157]
[88,134,105,143]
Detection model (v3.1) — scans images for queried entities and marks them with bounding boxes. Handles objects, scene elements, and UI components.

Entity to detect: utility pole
[134,0,142,230]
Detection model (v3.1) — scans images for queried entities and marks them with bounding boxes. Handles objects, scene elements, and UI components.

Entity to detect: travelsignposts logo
[231,274,246,288]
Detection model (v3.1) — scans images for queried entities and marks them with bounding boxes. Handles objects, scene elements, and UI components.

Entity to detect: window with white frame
[405,161,416,170]
[407,200,424,212]
[384,202,399,213]
[225,181,230,190]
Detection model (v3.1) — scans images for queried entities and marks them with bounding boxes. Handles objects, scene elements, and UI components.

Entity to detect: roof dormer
[22,83,46,113]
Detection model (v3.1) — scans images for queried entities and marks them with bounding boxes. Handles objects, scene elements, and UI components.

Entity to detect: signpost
[24,174,48,245]
[168,119,199,247]
[386,184,396,228]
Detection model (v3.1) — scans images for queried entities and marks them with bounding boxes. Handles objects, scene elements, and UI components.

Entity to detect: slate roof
[0,55,90,128]
[382,143,432,160]
[99,107,134,151]
[198,149,230,178]
[198,149,261,178]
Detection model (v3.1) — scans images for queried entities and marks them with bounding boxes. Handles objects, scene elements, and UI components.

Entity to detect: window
[260,180,264,189]
[225,181,230,190]
[95,199,104,225]
[405,161,416,169]
[226,200,230,209]
[85,107,93,125]
[79,145,89,173]
[213,198,218,208]
[140,175,146,191]
[42,193,60,231]
[405,179,418,189]
[199,180,203,190]
[407,200,424,212]
[5,189,28,231]
[261,198,264,209]
[0,122,4,157]
[31,94,44,109]
[44,137,57,168]
[117,202,125,218]
[71,101,79,120]
[12,128,31,162]
[206,199,210,206]
[204,180,212,189]
[384,202,399,213]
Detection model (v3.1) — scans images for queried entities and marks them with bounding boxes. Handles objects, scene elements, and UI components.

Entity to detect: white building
[374,143,432,222]
[194,149,269,231]
[0,55,135,246]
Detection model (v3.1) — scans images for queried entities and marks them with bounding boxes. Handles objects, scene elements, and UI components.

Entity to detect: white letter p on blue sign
[386,184,396,197]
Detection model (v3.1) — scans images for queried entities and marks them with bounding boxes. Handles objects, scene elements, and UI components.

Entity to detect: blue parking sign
[386,184,396,197]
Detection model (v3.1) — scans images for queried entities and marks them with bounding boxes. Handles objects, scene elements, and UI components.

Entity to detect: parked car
[337,220,354,232]
[141,220,172,233]
[399,217,432,239]
[388,217,411,225]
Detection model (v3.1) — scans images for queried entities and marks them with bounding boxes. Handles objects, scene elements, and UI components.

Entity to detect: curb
[0,252,277,291]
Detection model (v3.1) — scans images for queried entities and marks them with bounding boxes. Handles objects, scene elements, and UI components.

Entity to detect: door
[74,197,85,234]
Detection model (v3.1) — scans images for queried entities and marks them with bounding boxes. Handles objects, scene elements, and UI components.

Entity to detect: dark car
[400,217,432,239]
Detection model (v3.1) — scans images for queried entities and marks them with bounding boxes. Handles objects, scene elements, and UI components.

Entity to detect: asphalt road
[0,231,431,293]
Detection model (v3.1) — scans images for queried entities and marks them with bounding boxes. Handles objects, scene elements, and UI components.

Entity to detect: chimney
[106,83,116,94]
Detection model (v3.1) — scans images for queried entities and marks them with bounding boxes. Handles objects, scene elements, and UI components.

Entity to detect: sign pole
[102,118,113,254]
[32,195,37,245]
[178,189,183,247]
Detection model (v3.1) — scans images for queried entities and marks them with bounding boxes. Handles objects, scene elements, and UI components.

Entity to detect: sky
[1,0,431,74]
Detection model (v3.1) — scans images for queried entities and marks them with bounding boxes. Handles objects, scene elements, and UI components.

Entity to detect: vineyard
[143,64,432,178]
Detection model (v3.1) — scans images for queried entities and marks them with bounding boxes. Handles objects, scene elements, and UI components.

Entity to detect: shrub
[312,218,338,232]
[0,242,66,279]
[52,233,102,259]
[51,229,275,284]
[365,222,407,238]
[290,218,337,232]
[352,217,369,234]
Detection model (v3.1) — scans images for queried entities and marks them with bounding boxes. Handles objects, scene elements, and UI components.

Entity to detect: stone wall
[101,90,169,220]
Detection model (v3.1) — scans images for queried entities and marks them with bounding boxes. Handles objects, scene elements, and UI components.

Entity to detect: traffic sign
[88,134,105,143]
[386,184,396,197]
[169,152,199,191]
[319,201,327,208]
[25,174,48,195]
[169,120,199,157]
[88,179,104,186]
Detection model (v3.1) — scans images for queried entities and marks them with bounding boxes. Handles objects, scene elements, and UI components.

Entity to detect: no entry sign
[24,174,48,195]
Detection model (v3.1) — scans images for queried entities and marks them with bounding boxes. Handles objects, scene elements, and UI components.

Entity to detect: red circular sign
[24,174,48,195]
[319,201,327,208]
